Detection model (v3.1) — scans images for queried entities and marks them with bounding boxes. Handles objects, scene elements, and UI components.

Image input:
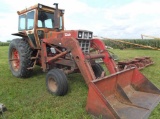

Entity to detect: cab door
[26,10,39,49]
[18,10,39,49]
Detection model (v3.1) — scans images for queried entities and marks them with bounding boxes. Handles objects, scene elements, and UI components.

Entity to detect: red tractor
[8,3,160,118]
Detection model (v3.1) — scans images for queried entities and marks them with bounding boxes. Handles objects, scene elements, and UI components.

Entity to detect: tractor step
[27,67,34,70]
[86,68,160,119]
[31,57,38,60]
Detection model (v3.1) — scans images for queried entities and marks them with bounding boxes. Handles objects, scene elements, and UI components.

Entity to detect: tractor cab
[12,3,64,49]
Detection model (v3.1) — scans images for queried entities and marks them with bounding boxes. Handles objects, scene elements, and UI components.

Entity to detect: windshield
[38,11,62,29]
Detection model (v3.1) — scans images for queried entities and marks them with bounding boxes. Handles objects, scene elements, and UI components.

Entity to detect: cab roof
[17,3,64,15]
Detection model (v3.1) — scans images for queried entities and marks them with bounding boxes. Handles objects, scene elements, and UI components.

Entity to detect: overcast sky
[0,0,160,42]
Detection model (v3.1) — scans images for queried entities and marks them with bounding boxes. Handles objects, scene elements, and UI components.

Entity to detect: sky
[0,0,160,42]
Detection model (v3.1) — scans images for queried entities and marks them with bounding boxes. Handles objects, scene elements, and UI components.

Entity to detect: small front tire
[46,69,68,96]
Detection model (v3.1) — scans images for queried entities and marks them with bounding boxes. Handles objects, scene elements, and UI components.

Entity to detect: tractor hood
[48,30,93,40]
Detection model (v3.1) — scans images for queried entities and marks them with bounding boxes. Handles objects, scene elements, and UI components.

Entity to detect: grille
[79,40,90,54]
[78,31,93,39]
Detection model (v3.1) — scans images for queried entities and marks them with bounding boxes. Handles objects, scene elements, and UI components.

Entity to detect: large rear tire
[46,69,68,96]
[8,38,34,78]
[92,63,104,78]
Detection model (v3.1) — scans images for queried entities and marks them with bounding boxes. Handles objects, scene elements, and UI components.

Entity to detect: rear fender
[12,32,37,49]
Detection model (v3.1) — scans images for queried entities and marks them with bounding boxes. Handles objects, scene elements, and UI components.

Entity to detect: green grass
[0,46,160,119]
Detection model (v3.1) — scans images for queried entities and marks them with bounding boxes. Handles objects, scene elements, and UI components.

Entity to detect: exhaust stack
[53,3,60,30]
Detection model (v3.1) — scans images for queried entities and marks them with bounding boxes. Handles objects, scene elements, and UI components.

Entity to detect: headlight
[78,31,82,38]
[89,32,92,38]
[39,4,43,9]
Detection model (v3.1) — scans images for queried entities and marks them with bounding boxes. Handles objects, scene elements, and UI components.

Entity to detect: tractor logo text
[65,33,71,36]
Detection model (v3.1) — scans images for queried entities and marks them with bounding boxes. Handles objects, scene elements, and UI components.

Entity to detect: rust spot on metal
[57,33,63,38]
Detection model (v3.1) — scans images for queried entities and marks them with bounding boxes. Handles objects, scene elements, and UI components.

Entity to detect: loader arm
[42,37,113,84]
[42,37,160,118]
[42,37,119,84]
[91,39,119,74]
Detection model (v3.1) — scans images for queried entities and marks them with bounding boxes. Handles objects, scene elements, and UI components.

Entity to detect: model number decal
[65,33,71,36]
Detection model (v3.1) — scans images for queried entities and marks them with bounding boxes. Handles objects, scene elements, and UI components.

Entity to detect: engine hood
[63,30,93,40]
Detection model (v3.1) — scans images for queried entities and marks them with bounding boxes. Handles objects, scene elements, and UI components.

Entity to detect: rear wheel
[92,63,104,78]
[46,69,68,96]
[8,38,34,78]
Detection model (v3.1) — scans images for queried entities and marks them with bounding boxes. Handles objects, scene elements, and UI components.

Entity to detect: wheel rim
[48,77,57,92]
[11,48,20,71]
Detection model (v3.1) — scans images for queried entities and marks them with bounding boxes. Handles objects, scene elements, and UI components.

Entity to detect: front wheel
[46,69,68,96]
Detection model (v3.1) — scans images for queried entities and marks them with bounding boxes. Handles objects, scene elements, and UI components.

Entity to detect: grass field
[0,46,160,119]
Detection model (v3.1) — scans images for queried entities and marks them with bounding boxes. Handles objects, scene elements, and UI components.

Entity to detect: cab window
[27,11,35,30]
[38,11,54,28]
[18,15,26,30]
[59,16,62,29]
[18,11,35,31]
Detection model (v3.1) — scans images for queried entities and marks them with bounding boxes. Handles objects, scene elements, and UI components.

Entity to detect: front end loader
[8,3,160,118]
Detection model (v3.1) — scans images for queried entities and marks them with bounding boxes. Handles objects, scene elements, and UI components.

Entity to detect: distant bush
[104,39,160,49]
[7,40,12,43]
[0,42,10,46]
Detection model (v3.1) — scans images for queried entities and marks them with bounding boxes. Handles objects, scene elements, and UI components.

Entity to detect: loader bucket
[86,68,160,119]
